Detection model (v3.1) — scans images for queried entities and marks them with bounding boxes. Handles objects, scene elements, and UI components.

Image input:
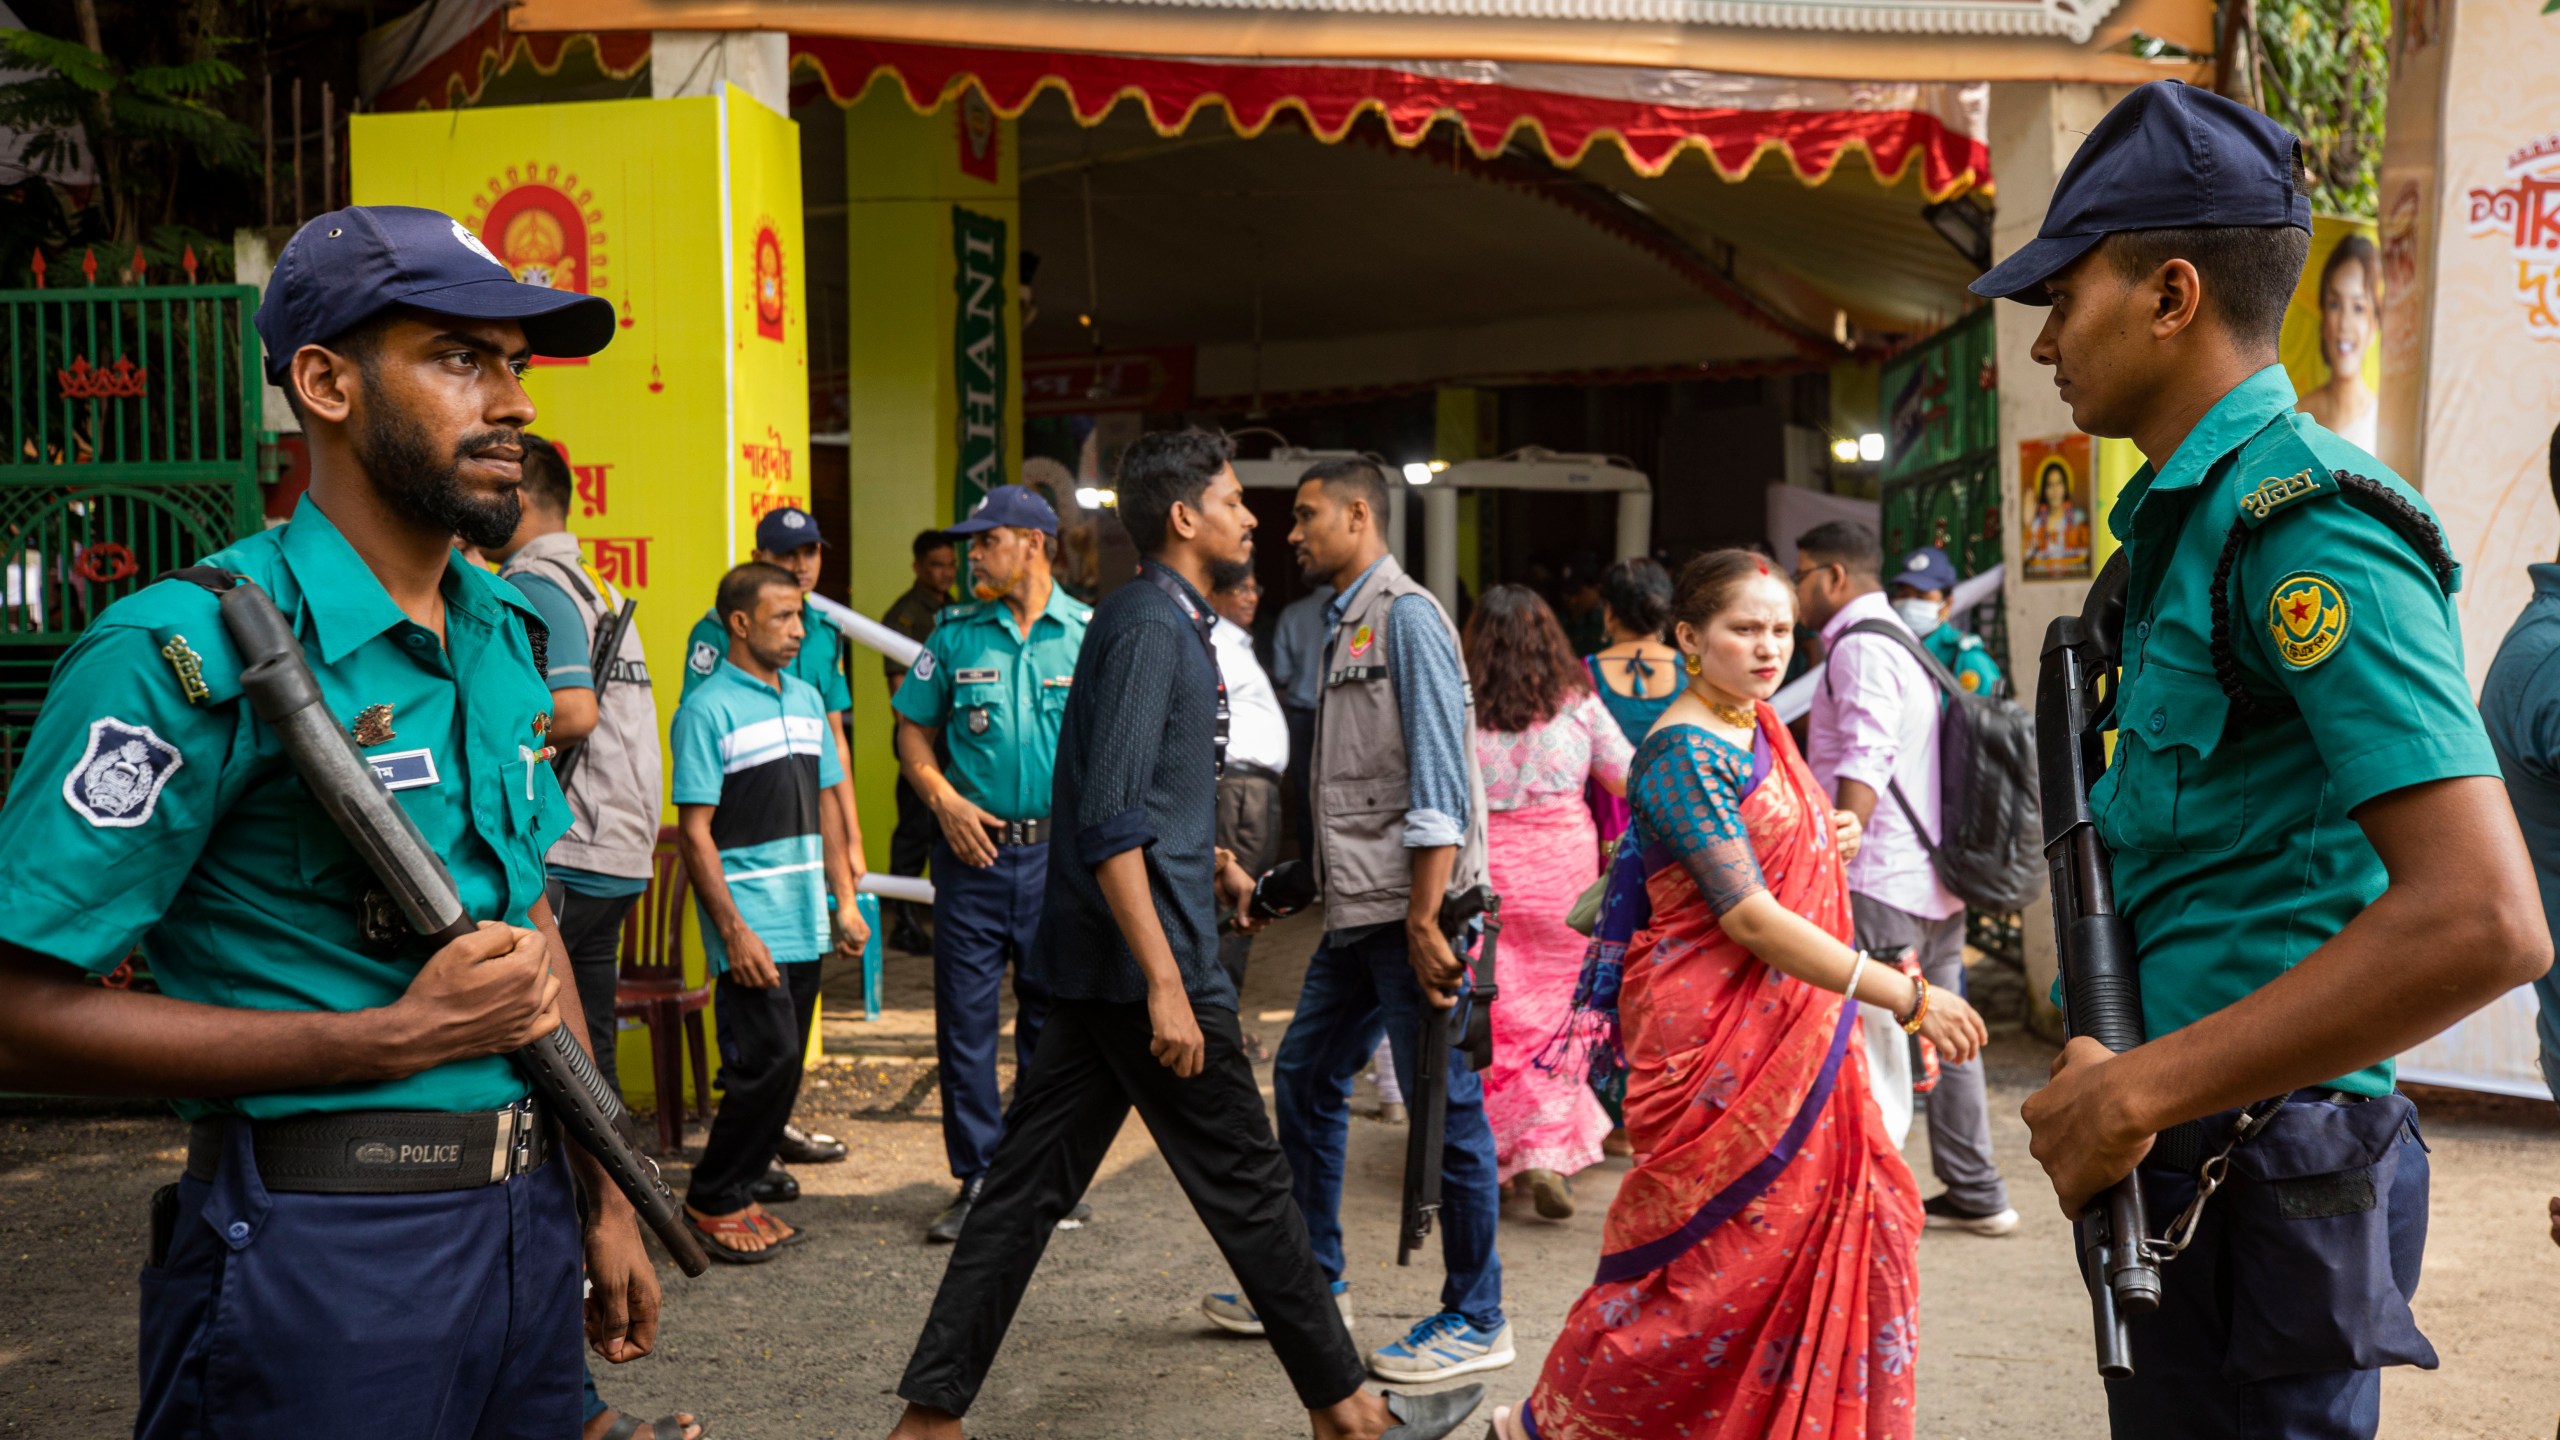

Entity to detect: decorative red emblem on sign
[75,543,137,583]
[753,220,787,342]
[466,161,608,366]
[956,89,1000,184]
[58,355,149,400]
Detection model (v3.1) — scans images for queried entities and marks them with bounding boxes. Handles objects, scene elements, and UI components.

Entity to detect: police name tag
[369,748,442,792]
[1329,665,1384,686]
[955,668,1001,685]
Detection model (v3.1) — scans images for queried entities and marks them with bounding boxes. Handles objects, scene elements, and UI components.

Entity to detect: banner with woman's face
[2280,216,2386,453]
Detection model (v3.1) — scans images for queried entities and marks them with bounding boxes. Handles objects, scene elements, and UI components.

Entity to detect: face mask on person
[1893,597,1945,634]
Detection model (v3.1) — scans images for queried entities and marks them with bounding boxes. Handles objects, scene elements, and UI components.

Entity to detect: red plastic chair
[615,827,713,1156]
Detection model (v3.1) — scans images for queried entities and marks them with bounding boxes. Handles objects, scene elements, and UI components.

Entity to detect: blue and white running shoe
[1368,1312,1516,1383]
[1201,1279,1354,1337]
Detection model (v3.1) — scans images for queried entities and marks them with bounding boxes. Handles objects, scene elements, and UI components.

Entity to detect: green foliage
[2254,0,2391,218]
[0,27,255,246]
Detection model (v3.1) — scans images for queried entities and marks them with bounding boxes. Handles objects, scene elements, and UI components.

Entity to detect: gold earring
[1684,653,1702,676]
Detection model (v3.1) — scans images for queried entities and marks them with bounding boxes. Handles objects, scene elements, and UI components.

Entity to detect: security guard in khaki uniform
[892,485,1090,1241]
[0,205,660,1437]
[1984,84,2550,1438]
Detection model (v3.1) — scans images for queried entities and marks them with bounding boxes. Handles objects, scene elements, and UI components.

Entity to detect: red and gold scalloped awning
[794,38,1991,200]
[368,13,1991,202]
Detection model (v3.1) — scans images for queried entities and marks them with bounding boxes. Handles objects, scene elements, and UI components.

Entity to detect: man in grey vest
[1201,458,1512,1384]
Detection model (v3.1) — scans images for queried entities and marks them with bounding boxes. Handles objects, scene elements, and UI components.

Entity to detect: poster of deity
[2280,216,2386,452]
[2019,433,2093,580]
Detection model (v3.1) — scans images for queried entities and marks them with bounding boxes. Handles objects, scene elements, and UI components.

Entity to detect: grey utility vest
[500,531,662,881]
[1309,555,1491,931]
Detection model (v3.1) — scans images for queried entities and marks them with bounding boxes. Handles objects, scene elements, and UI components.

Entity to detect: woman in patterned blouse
[1493,551,1985,1440]
[1465,585,1633,1221]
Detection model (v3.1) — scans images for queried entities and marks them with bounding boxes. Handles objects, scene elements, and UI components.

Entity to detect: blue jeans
[1272,925,1504,1333]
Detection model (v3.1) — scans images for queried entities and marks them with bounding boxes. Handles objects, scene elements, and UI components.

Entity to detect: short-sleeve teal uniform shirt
[0,496,571,1120]
[890,586,1091,821]
[670,661,844,972]
[679,598,851,716]
[2089,366,2498,1097]
[1922,623,2004,697]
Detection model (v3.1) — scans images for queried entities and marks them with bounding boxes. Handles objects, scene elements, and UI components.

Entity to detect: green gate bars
[1,255,264,800]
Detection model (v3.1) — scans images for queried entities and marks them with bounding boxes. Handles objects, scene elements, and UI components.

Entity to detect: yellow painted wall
[355,86,809,1110]
[841,79,1022,868]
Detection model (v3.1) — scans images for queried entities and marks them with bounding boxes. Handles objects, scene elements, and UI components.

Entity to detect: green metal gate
[1,275,264,801]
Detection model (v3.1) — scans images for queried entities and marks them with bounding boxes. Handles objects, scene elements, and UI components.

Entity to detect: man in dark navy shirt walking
[883,429,1483,1440]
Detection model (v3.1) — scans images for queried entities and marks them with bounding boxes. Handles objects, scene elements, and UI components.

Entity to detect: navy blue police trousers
[932,836,1054,1183]
[2106,1094,2432,1440]
[138,1115,584,1439]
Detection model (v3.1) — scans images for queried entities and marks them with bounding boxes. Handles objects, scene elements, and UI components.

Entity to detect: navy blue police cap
[944,485,1060,538]
[755,506,824,554]
[254,205,618,384]
[1971,81,2312,304]
[1895,546,1959,594]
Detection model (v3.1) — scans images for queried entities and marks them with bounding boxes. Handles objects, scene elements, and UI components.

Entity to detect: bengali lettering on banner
[730,94,812,539]
[2372,0,2560,1098]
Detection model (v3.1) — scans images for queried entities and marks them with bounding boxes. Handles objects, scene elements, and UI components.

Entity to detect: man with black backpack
[1797,520,2019,1236]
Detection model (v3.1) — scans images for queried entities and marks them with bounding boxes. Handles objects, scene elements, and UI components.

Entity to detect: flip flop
[745,1204,810,1250]
[598,1415,705,1440]
[686,1209,778,1265]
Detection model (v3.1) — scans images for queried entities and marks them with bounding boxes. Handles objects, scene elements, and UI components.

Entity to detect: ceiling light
[1830,437,1861,464]
[1075,486,1116,510]
[1402,462,1434,486]
[1427,459,1449,473]
[1858,433,1886,463]
[1077,313,1093,327]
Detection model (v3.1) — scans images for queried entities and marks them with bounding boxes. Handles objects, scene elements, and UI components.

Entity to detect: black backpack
[1831,619,2044,912]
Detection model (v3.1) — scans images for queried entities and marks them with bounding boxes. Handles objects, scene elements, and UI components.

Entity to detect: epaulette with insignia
[939,602,983,623]
[2236,467,2336,528]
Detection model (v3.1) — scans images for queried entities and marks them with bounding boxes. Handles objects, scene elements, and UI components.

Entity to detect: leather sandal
[686,1208,778,1265]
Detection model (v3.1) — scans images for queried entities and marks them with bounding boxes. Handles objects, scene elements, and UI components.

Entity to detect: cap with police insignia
[1971,80,2312,304]
[944,485,1060,538]
[254,205,617,383]
[756,506,824,554]
[1895,546,1959,594]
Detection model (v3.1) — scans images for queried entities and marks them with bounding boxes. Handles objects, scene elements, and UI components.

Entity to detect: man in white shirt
[1212,573,1290,1055]
[1794,520,2017,1236]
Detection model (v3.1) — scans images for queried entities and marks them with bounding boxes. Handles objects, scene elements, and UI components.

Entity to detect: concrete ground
[8,913,2560,1437]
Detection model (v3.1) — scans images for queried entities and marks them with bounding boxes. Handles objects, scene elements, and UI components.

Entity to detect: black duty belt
[984,817,1051,847]
[187,1099,554,1194]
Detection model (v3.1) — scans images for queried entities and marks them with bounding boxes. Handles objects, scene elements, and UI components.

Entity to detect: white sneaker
[1923,1192,2020,1236]
[1368,1313,1516,1383]
[1202,1279,1354,1336]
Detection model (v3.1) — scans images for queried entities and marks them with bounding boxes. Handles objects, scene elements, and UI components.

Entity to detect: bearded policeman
[891,485,1090,1242]
[0,205,660,1438]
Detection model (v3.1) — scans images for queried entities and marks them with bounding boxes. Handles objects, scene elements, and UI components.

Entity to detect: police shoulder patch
[2237,467,2337,529]
[687,640,719,676]
[2267,570,2350,670]
[63,718,183,827]
[911,648,937,682]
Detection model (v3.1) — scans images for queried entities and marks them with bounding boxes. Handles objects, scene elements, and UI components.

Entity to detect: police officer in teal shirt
[893,485,1091,1240]
[1888,545,2004,697]
[0,205,661,1437]
[1979,85,2548,1437]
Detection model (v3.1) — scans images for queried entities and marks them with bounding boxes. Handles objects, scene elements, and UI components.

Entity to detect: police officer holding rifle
[0,205,669,1437]
[1985,84,2550,1434]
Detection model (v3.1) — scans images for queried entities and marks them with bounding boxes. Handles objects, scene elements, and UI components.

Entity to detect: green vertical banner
[953,206,1009,522]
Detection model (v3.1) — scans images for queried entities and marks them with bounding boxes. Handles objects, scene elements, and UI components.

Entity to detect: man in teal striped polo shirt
[670,562,862,1262]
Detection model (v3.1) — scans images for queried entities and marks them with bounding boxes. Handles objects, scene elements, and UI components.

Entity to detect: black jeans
[546,884,643,1098]
[686,961,824,1214]
[891,771,936,883]
[898,999,1366,1417]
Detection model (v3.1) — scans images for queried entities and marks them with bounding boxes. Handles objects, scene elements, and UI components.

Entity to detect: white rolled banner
[858,872,935,905]
[805,592,923,669]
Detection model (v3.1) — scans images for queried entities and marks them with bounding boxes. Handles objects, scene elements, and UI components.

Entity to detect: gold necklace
[1692,683,1755,732]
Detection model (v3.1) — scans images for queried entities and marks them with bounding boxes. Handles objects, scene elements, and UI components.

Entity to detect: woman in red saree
[1494,550,1986,1440]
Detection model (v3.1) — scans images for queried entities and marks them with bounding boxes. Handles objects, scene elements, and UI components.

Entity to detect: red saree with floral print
[1524,705,1922,1440]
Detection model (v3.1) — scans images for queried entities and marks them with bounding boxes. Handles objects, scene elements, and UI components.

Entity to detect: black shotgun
[2035,552,2158,1376]
[1399,888,1499,1266]
[550,594,637,794]
[209,574,710,1277]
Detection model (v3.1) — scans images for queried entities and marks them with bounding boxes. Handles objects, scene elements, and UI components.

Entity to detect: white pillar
[1989,80,2131,1040]
[652,31,789,116]
[1615,491,1653,562]
[1386,482,1410,571]
[1421,485,1459,613]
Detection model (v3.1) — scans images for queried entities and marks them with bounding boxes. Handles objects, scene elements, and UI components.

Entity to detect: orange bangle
[1898,974,1930,1035]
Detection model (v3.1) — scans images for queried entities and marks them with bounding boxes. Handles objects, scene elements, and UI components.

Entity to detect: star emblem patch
[2267,571,2349,670]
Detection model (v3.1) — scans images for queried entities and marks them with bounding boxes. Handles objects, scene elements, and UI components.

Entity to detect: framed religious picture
[2019,434,2094,580]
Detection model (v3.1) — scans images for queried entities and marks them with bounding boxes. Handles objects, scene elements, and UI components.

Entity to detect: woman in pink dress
[1492,550,1986,1440]
[1466,586,1633,1221]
